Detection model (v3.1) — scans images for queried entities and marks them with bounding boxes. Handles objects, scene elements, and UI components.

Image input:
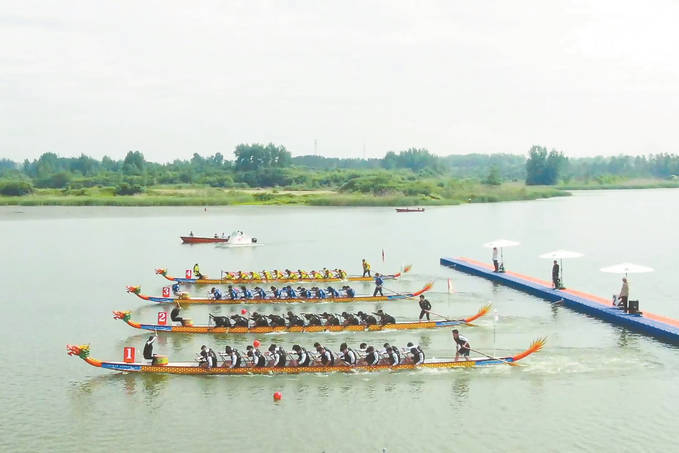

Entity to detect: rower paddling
[406,342,425,365]
[315,344,335,366]
[224,346,242,368]
[246,345,266,367]
[339,343,358,366]
[292,345,311,367]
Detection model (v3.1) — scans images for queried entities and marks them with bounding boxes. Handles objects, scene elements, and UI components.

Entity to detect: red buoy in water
[253,340,261,348]
[241,308,247,315]
[273,392,282,401]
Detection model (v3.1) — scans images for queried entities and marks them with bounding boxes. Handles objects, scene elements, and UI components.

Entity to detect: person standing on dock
[418,295,432,321]
[373,273,384,296]
[617,278,629,311]
[552,260,560,289]
[452,329,471,361]
[362,259,371,277]
[492,247,499,272]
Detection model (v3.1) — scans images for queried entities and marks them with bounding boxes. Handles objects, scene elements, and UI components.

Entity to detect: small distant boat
[396,208,425,213]
[181,231,258,245]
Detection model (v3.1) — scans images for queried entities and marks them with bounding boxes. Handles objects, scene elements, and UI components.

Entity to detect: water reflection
[550,300,561,321]
[450,372,472,403]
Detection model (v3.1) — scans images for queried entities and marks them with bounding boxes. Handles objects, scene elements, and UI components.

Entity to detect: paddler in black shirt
[339,342,357,366]
[170,302,183,324]
[341,312,359,326]
[365,346,381,366]
[246,345,266,367]
[406,342,425,365]
[292,344,311,367]
[286,311,304,327]
[143,335,157,361]
[373,309,395,325]
[315,344,334,366]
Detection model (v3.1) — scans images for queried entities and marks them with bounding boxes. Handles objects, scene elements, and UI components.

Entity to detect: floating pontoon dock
[440,257,679,344]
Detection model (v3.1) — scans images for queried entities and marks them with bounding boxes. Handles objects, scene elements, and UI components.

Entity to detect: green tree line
[2,143,679,196]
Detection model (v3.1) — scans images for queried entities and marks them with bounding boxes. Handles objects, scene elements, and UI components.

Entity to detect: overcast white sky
[1,0,678,162]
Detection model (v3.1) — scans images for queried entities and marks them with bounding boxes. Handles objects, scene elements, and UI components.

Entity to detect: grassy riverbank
[559,178,679,190]
[0,182,568,206]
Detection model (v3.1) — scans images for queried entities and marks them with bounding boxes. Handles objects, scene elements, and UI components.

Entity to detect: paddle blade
[411,281,434,297]
[402,264,413,274]
[155,268,167,275]
[463,304,492,323]
[511,337,547,362]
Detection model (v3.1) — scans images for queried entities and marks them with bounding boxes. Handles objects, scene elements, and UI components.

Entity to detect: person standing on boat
[373,273,384,297]
[452,329,471,361]
[492,247,499,272]
[170,302,183,325]
[193,263,203,279]
[552,260,560,289]
[362,259,371,277]
[617,277,629,311]
[143,335,157,361]
[418,295,432,321]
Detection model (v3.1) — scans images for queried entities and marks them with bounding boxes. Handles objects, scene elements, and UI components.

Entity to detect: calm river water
[1,189,678,452]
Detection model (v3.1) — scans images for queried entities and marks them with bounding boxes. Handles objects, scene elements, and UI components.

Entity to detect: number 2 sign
[158,312,167,325]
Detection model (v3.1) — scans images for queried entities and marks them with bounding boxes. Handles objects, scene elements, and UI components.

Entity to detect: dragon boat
[125,282,431,305]
[66,338,545,375]
[155,265,411,285]
[112,305,491,334]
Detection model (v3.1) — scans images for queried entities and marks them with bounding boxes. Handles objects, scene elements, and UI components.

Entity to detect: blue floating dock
[441,256,679,345]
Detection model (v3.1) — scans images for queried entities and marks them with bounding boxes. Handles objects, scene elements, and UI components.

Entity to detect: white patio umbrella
[600,262,653,311]
[483,239,520,272]
[600,262,654,277]
[539,249,584,288]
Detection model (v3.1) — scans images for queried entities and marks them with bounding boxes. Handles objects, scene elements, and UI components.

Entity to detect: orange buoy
[253,340,261,348]
[273,392,282,401]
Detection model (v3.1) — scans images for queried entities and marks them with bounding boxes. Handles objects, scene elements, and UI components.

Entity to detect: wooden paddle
[469,347,518,367]
[424,309,451,321]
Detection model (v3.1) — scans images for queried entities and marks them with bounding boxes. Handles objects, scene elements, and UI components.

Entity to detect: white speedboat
[219,231,260,247]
